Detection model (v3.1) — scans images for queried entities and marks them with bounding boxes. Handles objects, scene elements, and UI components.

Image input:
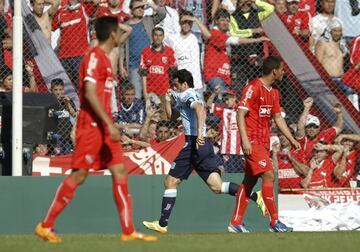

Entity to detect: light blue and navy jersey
[172,88,206,136]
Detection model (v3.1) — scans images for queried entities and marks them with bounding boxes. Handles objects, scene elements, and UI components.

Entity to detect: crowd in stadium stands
[0,0,359,187]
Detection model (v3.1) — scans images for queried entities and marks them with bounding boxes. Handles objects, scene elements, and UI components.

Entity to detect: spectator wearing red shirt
[52,0,97,89]
[279,0,311,41]
[342,35,360,93]
[139,27,176,119]
[301,141,344,188]
[204,9,268,97]
[295,97,343,161]
[229,56,301,233]
[272,131,308,190]
[299,0,316,16]
[331,132,360,187]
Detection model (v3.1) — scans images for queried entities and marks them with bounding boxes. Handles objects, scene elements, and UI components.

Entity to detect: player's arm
[84,81,120,141]
[45,0,60,18]
[205,84,221,108]
[274,113,301,150]
[193,102,205,146]
[237,108,252,155]
[255,0,275,21]
[139,105,157,142]
[271,143,280,171]
[296,97,313,139]
[336,133,360,143]
[165,89,173,120]
[332,103,344,134]
[118,23,132,45]
[211,0,221,20]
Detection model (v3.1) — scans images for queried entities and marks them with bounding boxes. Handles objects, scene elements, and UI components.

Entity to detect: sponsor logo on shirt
[259,105,272,117]
[150,66,165,74]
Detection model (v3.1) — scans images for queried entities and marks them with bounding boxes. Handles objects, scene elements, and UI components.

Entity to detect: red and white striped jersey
[211,104,242,155]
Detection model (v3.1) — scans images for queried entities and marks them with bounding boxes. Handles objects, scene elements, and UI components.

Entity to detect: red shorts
[71,123,124,170]
[244,144,273,176]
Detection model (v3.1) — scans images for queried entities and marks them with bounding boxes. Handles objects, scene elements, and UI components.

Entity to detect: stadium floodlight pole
[12,0,23,176]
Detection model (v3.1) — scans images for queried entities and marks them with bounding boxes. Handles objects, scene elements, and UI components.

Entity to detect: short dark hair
[214,8,230,21]
[50,78,64,89]
[95,16,118,42]
[262,56,283,75]
[30,0,35,6]
[152,27,164,36]
[129,0,142,9]
[172,69,194,88]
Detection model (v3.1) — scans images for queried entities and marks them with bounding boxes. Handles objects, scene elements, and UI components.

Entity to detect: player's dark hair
[50,78,64,89]
[30,0,35,6]
[152,27,164,36]
[262,56,283,75]
[214,8,230,21]
[172,69,194,88]
[95,16,118,42]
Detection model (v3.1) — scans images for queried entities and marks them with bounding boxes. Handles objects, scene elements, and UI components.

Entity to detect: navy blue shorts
[168,136,220,181]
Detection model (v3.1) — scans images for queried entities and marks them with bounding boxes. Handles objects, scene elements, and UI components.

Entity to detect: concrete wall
[0,174,270,234]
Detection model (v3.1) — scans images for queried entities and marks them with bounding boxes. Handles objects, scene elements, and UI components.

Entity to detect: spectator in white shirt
[167,10,211,97]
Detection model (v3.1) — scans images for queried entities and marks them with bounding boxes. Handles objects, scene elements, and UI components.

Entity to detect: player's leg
[108,163,158,241]
[143,175,182,234]
[108,163,135,236]
[35,169,88,243]
[229,174,258,229]
[143,139,193,233]
[260,170,277,225]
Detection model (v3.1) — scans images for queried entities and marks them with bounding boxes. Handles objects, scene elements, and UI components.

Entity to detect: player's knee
[164,176,180,189]
[71,169,88,185]
[210,184,221,194]
[262,171,275,182]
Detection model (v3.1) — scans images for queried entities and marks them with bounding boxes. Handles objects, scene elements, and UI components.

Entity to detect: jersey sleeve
[139,48,148,69]
[183,90,201,108]
[168,48,176,68]
[238,84,258,111]
[52,10,60,31]
[83,52,100,84]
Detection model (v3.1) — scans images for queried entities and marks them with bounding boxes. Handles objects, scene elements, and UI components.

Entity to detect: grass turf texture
[0,232,359,252]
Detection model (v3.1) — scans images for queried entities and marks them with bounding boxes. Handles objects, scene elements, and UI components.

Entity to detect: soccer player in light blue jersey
[142,69,242,233]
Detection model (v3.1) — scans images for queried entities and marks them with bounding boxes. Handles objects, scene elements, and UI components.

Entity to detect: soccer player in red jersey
[35,16,157,243]
[228,56,301,233]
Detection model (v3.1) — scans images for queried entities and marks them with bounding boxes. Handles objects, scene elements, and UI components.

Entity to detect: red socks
[42,176,78,228]
[230,182,253,225]
[112,179,135,235]
[262,181,278,225]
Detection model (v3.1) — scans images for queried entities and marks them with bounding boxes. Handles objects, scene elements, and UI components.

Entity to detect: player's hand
[165,89,173,101]
[291,139,301,151]
[108,123,121,142]
[196,136,205,149]
[334,134,344,144]
[303,97,313,109]
[252,27,263,34]
[242,139,252,155]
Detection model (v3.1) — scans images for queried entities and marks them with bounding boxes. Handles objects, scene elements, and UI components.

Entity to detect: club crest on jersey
[259,105,272,117]
[259,160,267,167]
[162,56,168,63]
[85,154,95,164]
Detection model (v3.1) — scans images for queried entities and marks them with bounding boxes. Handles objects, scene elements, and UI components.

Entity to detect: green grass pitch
[1,232,359,252]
